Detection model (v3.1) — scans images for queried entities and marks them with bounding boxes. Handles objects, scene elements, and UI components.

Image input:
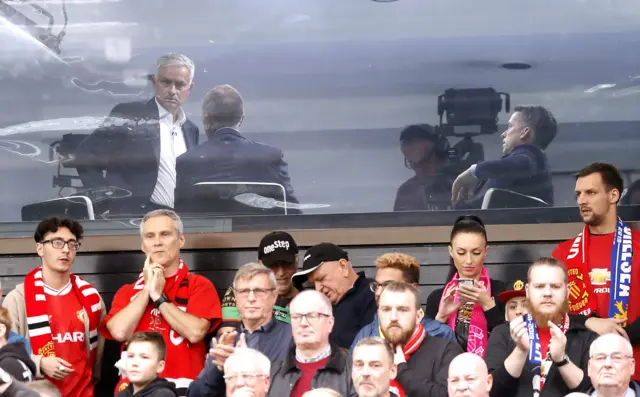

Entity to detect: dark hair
[527,256,568,284]
[576,162,624,202]
[126,331,166,360]
[353,336,394,366]
[446,215,488,281]
[33,217,84,243]
[513,105,557,150]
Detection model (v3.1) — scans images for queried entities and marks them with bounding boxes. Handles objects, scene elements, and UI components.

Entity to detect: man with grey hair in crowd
[587,334,640,397]
[188,262,293,397]
[175,84,299,213]
[224,348,271,397]
[102,209,222,395]
[77,53,200,215]
[352,337,397,397]
[269,290,356,397]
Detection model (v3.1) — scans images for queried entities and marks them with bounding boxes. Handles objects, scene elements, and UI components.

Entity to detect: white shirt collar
[155,98,186,126]
[43,281,72,296]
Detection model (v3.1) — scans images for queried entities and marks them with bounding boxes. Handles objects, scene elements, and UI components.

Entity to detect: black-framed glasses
[290,312,331,324]
[369,280,394,293]
[234,288,275,299]
[40,238,81,251]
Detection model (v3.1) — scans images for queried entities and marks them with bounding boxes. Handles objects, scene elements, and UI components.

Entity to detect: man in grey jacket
[268,290,356,397]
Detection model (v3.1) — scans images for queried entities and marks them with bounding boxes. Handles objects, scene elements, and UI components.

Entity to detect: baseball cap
[258,231,298,267]
[291,243,349,288]
[498,279,527,304]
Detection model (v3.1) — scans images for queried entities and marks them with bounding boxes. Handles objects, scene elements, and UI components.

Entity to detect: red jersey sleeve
[552,240,570,264]
[99,284,134,340]
[186,275,222,332]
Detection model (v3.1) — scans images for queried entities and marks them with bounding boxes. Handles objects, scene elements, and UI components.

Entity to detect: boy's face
[126,341,165,385]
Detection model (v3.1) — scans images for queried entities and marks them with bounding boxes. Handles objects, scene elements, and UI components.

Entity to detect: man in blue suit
[175,85,298,214]
[451,105,557,209]
[76,53,200,215]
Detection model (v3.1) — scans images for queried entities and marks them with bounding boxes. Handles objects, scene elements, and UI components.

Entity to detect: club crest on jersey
[77,309,86,323]
[38,341,55,357]
[119,382,129,392]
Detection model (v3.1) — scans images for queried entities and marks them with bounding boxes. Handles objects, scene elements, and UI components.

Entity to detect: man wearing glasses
[587,334,639,397]
[224,347,271,397]
[188,263,292,397]
[2,217,105,397]
[269,290,356,397]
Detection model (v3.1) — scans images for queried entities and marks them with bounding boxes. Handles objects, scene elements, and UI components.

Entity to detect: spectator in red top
[101,209,222,396]
[552,162,640,380]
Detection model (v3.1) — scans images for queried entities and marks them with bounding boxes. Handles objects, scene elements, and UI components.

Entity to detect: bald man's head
[448,353,492,397]
[565,393,591,397]
[589,333,633,357]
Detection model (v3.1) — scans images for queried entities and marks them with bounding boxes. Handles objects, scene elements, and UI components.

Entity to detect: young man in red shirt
[2,217,105,397]
[101,209,222,396]
[552,162,640,379]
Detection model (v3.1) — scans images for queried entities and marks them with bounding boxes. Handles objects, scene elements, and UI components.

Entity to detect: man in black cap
[218,231,300,335]
[292,242,376,350]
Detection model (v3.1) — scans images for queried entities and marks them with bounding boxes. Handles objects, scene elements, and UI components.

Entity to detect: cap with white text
[258,231,298,267]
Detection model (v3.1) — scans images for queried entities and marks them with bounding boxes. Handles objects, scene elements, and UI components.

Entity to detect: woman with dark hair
[425,215,505,357]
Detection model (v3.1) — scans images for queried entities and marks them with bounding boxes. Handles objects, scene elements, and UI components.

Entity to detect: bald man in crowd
[175,84,299,212]
[447,353,492,397]
[588,334,639,397]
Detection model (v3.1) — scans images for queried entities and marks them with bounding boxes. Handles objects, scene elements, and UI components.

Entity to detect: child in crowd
[116,332,178,397]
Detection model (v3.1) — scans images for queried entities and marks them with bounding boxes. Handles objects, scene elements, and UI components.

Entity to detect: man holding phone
[100,209,222,396]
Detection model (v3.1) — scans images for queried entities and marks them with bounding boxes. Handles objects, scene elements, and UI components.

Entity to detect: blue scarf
[608,218,633,323]
[526,313,569,396]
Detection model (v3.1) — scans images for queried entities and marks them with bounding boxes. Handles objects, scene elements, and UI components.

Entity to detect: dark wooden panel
[0,241,553,308]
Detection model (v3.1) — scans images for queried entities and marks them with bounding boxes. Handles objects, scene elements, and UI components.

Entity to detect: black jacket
[76,98,199,214]
[331,272,377,350]
[175,127,299,215]
[395,332,463,397]
[456,143,553,209]
[115,377,178,397]
[485,314,597,397]
[268,342,356,397]
[0,342,36,382]
[425,278,506,352]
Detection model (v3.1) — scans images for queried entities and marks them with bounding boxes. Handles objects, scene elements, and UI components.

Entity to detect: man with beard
[377,281,462,397]
[447,353,492,397]
[218,231,300,335]
[352,337,398,397]
[587,334,639,397]
[268,290,356,397]
[485,257,597,397]
[552,162,640,380]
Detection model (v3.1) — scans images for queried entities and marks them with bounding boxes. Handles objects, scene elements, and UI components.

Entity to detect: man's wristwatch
[153,293,171,308]
[553,354,571,367]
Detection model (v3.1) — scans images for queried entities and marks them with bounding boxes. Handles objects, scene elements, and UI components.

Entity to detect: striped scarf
[23,267,101,362]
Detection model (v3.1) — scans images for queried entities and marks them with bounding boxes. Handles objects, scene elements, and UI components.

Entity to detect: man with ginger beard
[485,257,597,397]
[587,334,640,397]
[377,281,461,397]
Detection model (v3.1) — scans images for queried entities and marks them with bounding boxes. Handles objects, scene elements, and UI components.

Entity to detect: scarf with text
[385,324,426,397]
[442,266,491,357]
[116,261,193,396]
[23,267,101,363]
[526,313,569,397]
[563,218,633,323]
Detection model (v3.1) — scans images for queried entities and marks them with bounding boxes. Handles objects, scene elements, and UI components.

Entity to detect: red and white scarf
[442,267,491,357]
[23,267,101,362]
[387,324,426,397]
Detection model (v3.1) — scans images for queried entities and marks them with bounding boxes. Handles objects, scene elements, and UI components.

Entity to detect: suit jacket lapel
[183,122,198,149]
[144,98,161,165]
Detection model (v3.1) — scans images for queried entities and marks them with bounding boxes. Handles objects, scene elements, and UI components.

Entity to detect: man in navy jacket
[452,105,557,209]
[175,85,298,214]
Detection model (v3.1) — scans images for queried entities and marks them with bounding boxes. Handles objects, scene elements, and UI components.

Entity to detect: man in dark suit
[451,105,557,209]
[175,84,298,214]
[75,53,199,215]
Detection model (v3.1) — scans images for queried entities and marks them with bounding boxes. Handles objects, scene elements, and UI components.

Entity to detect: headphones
[400,124,451,161]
